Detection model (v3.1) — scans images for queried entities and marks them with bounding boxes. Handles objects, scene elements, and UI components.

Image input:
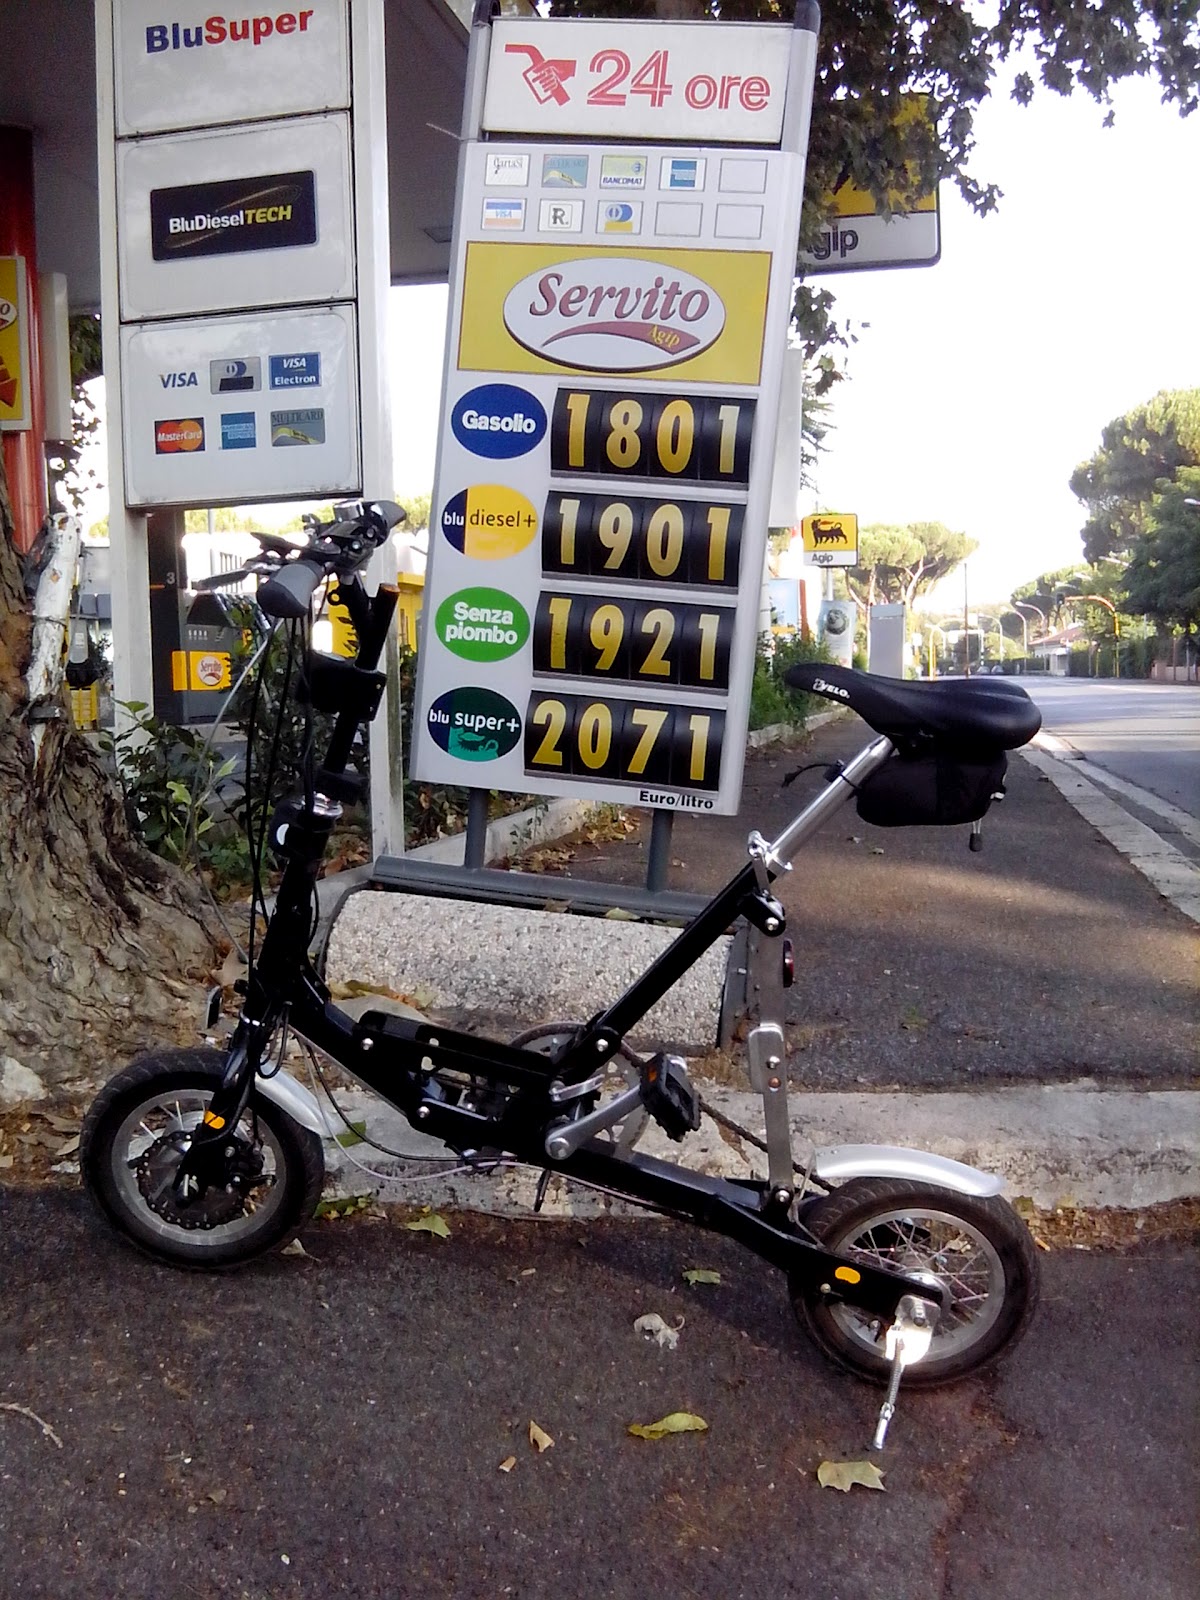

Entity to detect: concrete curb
[1022,744,1200,922]
[315,1078,1199,1217]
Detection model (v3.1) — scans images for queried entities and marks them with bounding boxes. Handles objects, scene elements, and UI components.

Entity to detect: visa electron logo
[145,10,317,53]
[451,384,547,460]
[502,257,725,373]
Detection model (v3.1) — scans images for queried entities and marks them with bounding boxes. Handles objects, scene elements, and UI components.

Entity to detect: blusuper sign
[145,10,316,52]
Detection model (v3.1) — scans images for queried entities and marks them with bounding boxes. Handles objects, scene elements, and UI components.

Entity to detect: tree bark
[0,457,220,1097]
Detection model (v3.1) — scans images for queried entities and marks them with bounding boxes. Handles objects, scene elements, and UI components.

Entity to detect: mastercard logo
[441,484,538,559]
[155,417,205,454]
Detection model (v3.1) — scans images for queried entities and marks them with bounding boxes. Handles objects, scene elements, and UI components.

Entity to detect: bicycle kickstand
[870,1294,938,1451]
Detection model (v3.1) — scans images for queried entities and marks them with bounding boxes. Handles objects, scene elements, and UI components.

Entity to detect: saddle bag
[856,748,1007,828]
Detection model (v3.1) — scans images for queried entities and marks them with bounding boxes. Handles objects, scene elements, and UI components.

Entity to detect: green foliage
[1070,389,1200,566]
[396,491,433,532]
[99,703,239,871]
[748,633,828,731]
[845,522,977,611]
[1123,469,1200,632]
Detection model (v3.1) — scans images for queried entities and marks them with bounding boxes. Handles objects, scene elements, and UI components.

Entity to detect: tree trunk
[0,458,220,1099]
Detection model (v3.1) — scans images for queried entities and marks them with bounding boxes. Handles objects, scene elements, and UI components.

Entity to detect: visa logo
[160,370,199,388]
[269,351,320,388]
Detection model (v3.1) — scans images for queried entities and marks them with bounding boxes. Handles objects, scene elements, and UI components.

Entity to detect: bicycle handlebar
[257,558,327,620]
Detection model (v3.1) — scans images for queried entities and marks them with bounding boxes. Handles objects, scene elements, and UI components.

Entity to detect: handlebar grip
[257,559,325,620]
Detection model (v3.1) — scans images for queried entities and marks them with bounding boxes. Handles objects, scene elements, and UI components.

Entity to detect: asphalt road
[553,715,1199,1090]
[1022,678,1200,819]
[0,1188,1196,1600]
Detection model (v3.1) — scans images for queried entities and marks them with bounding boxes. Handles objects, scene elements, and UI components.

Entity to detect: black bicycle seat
[783,663,1042,750]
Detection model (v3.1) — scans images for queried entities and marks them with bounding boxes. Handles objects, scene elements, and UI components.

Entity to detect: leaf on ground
[328,979,426,1007]
[682,1268,721,1287]
[315,1194,372,1219]
[405,1212,451,1239]
[634,1313,679,1351]
[54,1135,80,1157]
[281,1238,314,1258]
[334,1120,368,1148]
[627,1412,708,1441]
[816,1459,886,1493]
[604,907,640,920]
[498,1455,517,1473]
[870,847,886,855]
[528,1420,554,1453]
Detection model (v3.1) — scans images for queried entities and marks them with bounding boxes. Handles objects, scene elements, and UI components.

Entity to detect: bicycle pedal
[639,1053,701,1142]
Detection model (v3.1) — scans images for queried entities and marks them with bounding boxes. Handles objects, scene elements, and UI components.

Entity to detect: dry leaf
[627,1412,708,1441]
[405,1213,451,1239]
[55,1135,80,1157]
[634,1313,679,1351]
[604,906,639,920]
[682,1269,721,1287]
[816,1459,886,1493]
[498,1455,517,1473]
[281,1239,313,1258]
[528,1420,554,1453]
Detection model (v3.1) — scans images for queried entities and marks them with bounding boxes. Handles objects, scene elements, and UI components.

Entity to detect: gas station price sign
[410,12,818,814]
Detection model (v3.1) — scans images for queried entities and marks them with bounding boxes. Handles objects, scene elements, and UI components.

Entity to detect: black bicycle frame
[196,576,933,1324]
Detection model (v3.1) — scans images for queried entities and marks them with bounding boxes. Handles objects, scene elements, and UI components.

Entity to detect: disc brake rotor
[510,1022,650,1154]
[136,1130,271,1230]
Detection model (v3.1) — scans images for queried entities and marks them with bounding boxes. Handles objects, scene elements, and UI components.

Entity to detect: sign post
[411,5,821,875]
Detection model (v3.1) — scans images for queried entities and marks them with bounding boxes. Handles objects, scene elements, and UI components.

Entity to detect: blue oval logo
[451,384,547,460]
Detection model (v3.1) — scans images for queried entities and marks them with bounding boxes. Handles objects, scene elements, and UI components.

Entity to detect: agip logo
[502,256,725,373]
[451,384,547,460]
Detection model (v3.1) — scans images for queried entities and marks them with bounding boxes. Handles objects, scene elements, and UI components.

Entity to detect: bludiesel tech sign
[150,171,317,259]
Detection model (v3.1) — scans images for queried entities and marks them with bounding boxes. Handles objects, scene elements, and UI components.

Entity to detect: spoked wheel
[792,1179,1040,1387]
[80,1048,325,1270]
[509,1022,650,1155]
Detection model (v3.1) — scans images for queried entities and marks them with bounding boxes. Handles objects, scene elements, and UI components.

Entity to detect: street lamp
[926,622,948,678]
[1056,591,1121,679]
[977,613,1006,667]
[1012,599,1046,638]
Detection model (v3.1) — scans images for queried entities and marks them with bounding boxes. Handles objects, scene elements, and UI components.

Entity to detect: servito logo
[502,257,725,374]
[451,384,547,460]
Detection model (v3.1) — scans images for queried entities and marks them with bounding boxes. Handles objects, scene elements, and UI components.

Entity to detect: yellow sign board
[0,256,31,432]
[801,513,857,553]
[171,650,232,692]
[458,243,771,386]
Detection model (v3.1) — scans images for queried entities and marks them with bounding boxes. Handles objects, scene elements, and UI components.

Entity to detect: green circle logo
[434,587,530,663]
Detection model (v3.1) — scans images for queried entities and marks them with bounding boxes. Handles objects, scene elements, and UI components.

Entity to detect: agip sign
[410,11,819,815]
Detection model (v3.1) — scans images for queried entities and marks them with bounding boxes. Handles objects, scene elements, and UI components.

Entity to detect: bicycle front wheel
[81,1048,325,1270]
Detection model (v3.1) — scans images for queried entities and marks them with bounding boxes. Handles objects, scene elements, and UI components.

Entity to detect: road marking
[1022,746,1200,924]
[1031,732,1200,847]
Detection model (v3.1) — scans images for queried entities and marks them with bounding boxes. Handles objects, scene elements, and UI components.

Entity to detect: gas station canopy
[0,0,471,309]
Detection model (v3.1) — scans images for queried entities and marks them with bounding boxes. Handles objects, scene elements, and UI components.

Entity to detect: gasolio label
[458,243,769,385]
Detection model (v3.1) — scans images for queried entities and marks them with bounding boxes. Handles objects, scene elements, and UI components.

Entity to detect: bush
[748,633,829,730]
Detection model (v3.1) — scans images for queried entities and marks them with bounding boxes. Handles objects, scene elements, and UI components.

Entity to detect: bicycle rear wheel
[792,1178,1039,1387]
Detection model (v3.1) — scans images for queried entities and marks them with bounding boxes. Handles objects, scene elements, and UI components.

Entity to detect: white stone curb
[1022,745,1200,923]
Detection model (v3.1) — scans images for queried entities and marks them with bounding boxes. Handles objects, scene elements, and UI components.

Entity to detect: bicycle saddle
[783,663,1042,750]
